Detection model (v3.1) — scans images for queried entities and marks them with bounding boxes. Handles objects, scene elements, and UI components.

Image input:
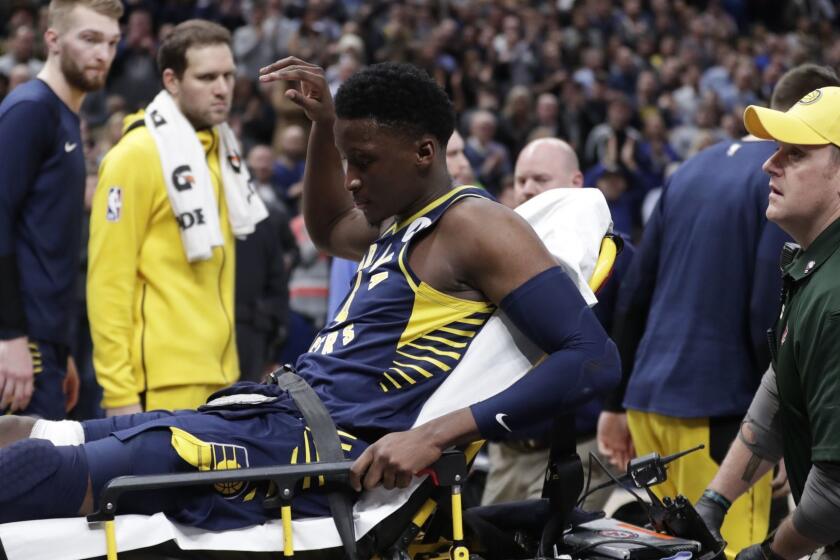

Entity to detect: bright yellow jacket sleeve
[88,139,155,408]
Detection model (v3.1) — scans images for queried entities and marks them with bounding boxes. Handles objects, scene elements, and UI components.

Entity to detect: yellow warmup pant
[144,384,228,411]
[627,410,771,560]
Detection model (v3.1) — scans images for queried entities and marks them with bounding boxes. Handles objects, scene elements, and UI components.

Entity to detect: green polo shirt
[774,217,840,503]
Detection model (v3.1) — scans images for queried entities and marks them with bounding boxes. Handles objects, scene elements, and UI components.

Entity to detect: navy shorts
[3,340,67,420]
[82,398,368,530]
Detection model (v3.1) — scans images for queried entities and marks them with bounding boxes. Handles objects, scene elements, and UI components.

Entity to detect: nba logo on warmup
[106,187,122,222]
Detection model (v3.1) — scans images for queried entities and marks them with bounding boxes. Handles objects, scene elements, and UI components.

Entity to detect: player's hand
[258,57,335,124]
[0,336,35,413]
[64,355,80,412]
[596,411,635,471]
[350,426,444,492]
[106,403,143,417]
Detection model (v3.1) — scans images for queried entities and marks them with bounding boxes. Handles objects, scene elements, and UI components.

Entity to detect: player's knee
[0,438,90,522]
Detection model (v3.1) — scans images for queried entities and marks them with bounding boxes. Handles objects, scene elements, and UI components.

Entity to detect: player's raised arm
[260,58,378,260]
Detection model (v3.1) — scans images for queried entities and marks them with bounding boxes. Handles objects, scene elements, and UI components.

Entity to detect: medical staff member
[697,84,840,560]
[600,64,840,558]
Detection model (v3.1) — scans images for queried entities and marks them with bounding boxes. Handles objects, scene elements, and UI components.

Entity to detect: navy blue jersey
[297,186,495,437]
[618,140,790,418]
[0,79,85,345]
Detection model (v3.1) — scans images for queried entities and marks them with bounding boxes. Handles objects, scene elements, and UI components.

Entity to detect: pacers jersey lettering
[297,186,495,435]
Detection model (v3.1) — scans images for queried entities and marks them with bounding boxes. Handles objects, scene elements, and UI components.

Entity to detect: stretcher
[0,188,616,560]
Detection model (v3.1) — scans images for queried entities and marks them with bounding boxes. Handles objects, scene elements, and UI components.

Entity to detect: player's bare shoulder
[437,195,543,253]
[435,195,556,303]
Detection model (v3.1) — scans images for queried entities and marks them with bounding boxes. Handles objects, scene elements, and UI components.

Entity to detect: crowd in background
[1,0,838,417]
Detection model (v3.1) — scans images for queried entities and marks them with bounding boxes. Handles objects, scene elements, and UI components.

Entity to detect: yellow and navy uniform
[80,402,366,528]
[88,111,239,411]
[69,186,493,529]
[297,186,495,437]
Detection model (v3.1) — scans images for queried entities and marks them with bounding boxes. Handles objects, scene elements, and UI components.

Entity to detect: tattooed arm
[695,366,783,541]
[706,432,777,499]
[707,365,784,500]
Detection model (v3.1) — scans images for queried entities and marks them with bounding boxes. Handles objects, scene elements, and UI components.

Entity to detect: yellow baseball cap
[744,86,840,146]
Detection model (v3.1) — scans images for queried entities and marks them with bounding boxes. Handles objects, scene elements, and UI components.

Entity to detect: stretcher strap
[272,369,358,560]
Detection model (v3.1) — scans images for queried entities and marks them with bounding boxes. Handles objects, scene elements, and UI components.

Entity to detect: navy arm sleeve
[603,191,665,411]
[469,266,621,440]
[0,101,53,338]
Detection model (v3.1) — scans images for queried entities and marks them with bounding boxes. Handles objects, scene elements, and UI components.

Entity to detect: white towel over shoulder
[144,91,268,262]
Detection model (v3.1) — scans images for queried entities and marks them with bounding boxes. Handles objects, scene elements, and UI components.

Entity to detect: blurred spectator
[230,75,275,151]
[247,144,281,205]
[273,124,307,212]
[591,167,634,236]
[327,51,362,96]
[280,213,330,365]
[634,69,660,119]
[609,45,641,96]
[531,41,567,96]
[719,60,760,111]
[669,101,726,159]
[247,143,299,274]
[616,0,653,46]
[287,4,339,66]
[464,109,511,194]
[635,111,680,190]
[532,93,562,139]
[445,130,476,187]
[671,63,703,125]
[497,85,535,156]
[573,47,606,96]
[232,0,298,78]
[375,3,413,63]
[107,8,159,110]
[193,0,246,31]
[91,110,126,164]
[584,94,640,168]
[492,14,537,90]
[0,25,43,77]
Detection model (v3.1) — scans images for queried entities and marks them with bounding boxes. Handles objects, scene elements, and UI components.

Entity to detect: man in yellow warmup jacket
[88,20,267,416]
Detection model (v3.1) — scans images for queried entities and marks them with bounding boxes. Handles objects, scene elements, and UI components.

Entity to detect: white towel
[144,91,268,262]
